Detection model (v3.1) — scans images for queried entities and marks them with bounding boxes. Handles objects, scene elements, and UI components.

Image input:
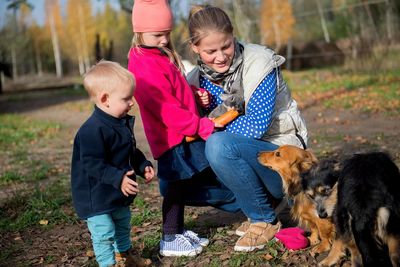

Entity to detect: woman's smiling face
[192,31,235,74]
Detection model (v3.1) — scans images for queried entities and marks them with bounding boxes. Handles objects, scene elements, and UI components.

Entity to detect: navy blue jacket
[71,106,152,219]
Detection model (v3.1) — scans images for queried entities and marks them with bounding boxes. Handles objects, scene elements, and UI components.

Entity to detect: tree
[260,0,295,50]
[6,0,33,79]
[65,0,95,74]
[45,0,63,78]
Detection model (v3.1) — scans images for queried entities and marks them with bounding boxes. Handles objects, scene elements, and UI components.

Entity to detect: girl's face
[192,31,235,74]
[142,31,171,47]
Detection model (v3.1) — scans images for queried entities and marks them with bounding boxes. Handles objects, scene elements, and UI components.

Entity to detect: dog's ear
[300,150,318,173]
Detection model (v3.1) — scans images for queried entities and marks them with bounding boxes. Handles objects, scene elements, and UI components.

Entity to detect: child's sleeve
[134,73,214,140]
[225,69,277,139]
[78,126,125,189]
[132,148,153,178]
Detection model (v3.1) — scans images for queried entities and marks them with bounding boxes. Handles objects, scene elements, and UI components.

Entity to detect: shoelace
[175,234,194,249]
[184,230,200,242]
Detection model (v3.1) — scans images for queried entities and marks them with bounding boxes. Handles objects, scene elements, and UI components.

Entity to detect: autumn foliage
[259,0,295,50]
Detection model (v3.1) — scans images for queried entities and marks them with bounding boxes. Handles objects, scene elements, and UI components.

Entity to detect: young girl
[186,5,308,252]
[127,0,239,257]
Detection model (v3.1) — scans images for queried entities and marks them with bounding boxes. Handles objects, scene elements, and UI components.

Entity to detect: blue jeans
[205,132,284,223]
[86,206,132,267]
[158,167,241,213]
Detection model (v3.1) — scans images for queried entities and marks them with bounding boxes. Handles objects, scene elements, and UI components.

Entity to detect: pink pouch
[275,227,309,250]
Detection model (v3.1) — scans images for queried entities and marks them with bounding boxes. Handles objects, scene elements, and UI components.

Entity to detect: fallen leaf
[86,250,94,257]
[39,219,48,225]
[263,254,274,260]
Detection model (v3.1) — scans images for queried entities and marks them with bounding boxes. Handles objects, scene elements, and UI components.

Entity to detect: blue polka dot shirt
[200,69,277,139]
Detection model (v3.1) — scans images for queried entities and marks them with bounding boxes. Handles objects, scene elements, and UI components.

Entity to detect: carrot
[185,109,240,143]
[212,109,240,126]
[185,135,198,142]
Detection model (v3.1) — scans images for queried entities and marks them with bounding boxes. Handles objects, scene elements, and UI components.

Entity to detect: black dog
[303,152,400,267]
[302,158,340,220]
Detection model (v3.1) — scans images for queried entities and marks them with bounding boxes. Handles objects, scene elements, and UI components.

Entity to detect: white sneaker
[159,234,200,257]
[183,230,210,247]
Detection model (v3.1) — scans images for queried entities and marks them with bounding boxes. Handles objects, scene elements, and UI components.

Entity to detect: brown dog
[258,145,336,255]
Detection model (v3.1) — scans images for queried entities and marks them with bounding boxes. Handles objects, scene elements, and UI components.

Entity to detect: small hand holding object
[197,89,210,108]
[121,170,139,197]
[143,166,155,184]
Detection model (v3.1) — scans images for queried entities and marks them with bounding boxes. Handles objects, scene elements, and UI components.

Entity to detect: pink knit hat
[132,0,173,33]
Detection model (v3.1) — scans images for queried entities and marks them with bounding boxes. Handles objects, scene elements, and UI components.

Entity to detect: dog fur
[303,152,400,267]
[258,145,336,254]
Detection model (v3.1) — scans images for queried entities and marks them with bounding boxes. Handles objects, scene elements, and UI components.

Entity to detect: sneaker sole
[194,245,203,254]
[199,239,210,247]
[160,250,198,257]
[234,244,265,252]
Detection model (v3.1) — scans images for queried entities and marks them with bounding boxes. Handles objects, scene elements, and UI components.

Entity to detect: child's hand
[143,166,155,184]
[196,89,210,108]
[121,170,139,196]
[214,121,224,128]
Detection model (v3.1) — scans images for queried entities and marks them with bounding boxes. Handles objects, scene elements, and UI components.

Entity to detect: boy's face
[142,31,171,47]
[103,83,135,118]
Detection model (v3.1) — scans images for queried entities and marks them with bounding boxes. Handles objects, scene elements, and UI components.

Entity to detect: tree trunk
[78,4,91,72]
[11,45,18,79]
[272,0,282,51]
[315,0,330,43]
[49,12,63,78]
[34,42,43,77]
[385,0,393,40]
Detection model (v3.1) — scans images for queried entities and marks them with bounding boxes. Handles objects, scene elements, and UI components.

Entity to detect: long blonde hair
[129,32,185,74]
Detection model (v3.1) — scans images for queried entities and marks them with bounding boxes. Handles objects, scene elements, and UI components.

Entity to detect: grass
[0,177,77,232]
[131,196,162,226]
[0,114,61,185]
[0,114,61,148]
[286,68,400,115]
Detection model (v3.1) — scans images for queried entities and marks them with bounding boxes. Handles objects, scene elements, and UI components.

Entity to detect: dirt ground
[0,87,399,267]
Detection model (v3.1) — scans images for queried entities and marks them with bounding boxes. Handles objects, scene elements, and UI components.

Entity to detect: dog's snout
[318,209,328,219]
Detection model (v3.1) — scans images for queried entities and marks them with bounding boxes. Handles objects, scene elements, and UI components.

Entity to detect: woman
[187,5,308,252]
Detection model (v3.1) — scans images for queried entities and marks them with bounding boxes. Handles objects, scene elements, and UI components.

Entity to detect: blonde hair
[188,5,233,45]
[83,60,135,100]
[129,32,185,74]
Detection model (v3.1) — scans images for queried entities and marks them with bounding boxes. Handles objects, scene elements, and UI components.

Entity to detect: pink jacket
[128,47,214,159]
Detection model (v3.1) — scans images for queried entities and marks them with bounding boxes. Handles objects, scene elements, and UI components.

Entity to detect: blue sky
[0,0,121,27]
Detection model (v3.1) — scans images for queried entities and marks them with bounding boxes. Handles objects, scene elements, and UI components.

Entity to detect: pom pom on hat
[132,0,173,32]
[275,227,309,250]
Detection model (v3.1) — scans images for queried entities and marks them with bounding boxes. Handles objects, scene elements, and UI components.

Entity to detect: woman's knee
[205,132,238,163]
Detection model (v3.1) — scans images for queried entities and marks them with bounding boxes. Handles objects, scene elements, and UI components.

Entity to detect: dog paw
[311,241,331,256]
[318,254,340,267]
[318,259,332,267]
[308,236,320,246]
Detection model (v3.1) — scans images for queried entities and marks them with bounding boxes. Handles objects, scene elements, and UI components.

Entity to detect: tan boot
[234,221,281,252]
[115,249,152,267]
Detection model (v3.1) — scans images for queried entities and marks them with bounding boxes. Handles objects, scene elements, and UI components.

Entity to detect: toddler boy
[71,60,154,267]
